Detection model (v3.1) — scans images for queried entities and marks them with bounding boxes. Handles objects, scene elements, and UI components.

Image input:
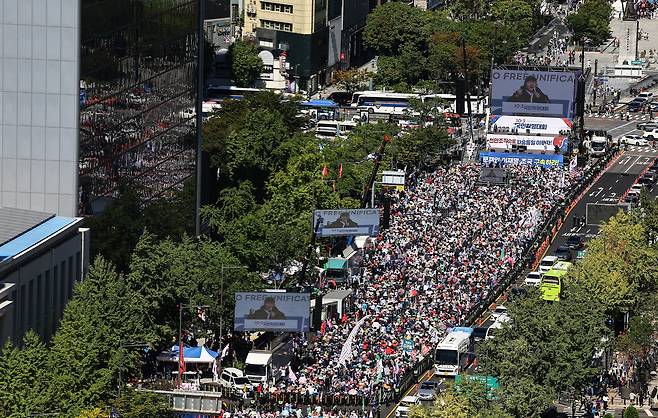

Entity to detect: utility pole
[195,0,206,237]
[593,59,598,106]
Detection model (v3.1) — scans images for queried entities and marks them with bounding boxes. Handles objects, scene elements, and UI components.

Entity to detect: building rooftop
[0,207,80,262]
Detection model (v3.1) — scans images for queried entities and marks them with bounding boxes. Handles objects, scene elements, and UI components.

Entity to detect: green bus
[539,261,572,301]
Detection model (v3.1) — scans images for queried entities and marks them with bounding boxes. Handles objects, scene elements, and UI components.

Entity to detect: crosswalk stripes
[623,145,658,152]
[586,113,653,121]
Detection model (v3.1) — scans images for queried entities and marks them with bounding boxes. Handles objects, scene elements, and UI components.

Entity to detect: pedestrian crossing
[622,145,658,153]
[587,113,654,121]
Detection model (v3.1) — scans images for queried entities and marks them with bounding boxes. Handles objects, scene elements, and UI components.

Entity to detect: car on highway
[621,135,649,146]
[636,121,658,131]
[539,255,558,273]
[396,396,421,417]
[491,305,508,321]
[417,381,442,401]
[628,99,645,112]
[553,246,573,261]
[643,129,658,140]
[566,235,584,250]
[525,271,543,286]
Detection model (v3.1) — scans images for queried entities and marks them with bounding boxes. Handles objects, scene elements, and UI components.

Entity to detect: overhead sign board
[313,209,381,237]
[486,134,569,153]
[489,115,573,135]
[479,151,563,168]
[491,69,578,118]
[234,292,311,332]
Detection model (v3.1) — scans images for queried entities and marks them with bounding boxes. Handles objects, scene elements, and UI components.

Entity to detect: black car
[472,327,488,342]
[554,246,572,261]
[628,100,644,112]
[327,91,353,107]
[641,172,656,184]
[508,286,528,302]
[566,235,584,250]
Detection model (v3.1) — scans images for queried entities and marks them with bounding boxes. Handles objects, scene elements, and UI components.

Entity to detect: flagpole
[178,303,183,389]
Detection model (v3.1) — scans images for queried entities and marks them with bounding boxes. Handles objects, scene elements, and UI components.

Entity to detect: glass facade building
[79,0,197,214]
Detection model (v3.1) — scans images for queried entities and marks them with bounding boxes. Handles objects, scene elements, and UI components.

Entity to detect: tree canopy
[229,40,264,87]
[566,0,613,46]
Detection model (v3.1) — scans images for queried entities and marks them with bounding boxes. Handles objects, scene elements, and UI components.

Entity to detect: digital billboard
[313,209,381,237]
[234,292,311,332]
[486,134,569,153]
[479,152,563,168]
[489,115,573,135]
[491,69,578,118]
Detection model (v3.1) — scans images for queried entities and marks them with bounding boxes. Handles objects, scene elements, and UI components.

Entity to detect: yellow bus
[539,261,572,301]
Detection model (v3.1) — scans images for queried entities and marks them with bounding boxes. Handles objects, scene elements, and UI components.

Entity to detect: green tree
[478,286,610,417]
[566,0,612,46]
[410,379,512,418]
[0,332,50,417]
[617,316,655,355]
[229,40,264,87]
[490,0,533,41]
[623,405,640,418]
[333,68,370,93]
[363,2,430,55]
[396,126,454,168]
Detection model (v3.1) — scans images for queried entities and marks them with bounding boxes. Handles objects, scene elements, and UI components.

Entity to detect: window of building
[260,19,293,32]
[261,2,293,13]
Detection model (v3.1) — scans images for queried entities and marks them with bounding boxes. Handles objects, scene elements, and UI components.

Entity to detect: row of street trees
[412,196,658,418]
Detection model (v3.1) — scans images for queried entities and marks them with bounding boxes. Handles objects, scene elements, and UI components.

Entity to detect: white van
[539,255,558,273]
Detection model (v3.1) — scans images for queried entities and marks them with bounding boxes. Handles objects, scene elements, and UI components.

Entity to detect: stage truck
[244,333,293,385]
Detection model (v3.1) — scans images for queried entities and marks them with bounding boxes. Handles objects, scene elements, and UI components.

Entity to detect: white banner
[489,115,573,135]
[313,209,381,237]
[486,134,569,152]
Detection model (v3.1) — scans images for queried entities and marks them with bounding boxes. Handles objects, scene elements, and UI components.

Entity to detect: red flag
[338,163,343,178]
[322,165,329,177]
[178,339,186,380]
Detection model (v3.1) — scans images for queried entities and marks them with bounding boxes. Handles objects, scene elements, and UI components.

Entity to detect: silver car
[417,381,441,401]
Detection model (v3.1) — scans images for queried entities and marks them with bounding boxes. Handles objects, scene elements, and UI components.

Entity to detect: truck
[585,130,611,157]
[244,334,293,385]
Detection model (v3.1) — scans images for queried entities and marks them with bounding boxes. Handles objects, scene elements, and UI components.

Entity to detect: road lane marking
[645,408,654,417]
[624,156,642,173]
[608,121,638,132]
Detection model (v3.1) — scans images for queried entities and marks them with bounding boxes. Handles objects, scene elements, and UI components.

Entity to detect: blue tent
[157,345,219,363]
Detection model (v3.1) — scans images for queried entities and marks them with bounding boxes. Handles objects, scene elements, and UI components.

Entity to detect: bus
[434,328,474,377]
[206,85,261,101]
[353,92,418,115]
[539,261,573,301]
[315,120,357,139]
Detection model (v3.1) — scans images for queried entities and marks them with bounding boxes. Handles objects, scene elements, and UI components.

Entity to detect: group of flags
[322,163,343,178]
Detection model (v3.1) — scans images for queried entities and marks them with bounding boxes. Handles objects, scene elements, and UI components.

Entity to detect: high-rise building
[0,0,81,217]
[79,0,198,214]
[242,0,370,93]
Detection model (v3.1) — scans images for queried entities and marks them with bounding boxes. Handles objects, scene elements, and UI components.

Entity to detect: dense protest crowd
[233,164,581,409]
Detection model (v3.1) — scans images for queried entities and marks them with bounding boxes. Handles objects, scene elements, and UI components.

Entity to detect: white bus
[206,85,262,101]
[315,120,358,139]
[352,92,418,115]
[434,329,473,377]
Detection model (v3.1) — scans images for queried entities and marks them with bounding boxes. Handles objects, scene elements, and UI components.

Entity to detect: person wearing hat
[509,75,551,103]
[248,297,286,320]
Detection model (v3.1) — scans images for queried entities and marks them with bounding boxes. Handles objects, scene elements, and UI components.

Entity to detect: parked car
[539,255,558,273]
[472,327,489,342]
[554,245,573,261]
[417,381,441,401]
[566,235,584,250]
[525,271,543,286]
[641,172,656,184]
[636,120,658,131]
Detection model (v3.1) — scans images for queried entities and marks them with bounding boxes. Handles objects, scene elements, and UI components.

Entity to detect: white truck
[585,130,611,157]
[244,335,293,385]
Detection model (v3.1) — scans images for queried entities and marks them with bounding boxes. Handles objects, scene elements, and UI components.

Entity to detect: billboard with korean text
[486,134,569,153]
[479,151,563,168]
[234,292,311,332]
[491,69,578,118]
[313,209,381,237]
[489,115,573,135]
